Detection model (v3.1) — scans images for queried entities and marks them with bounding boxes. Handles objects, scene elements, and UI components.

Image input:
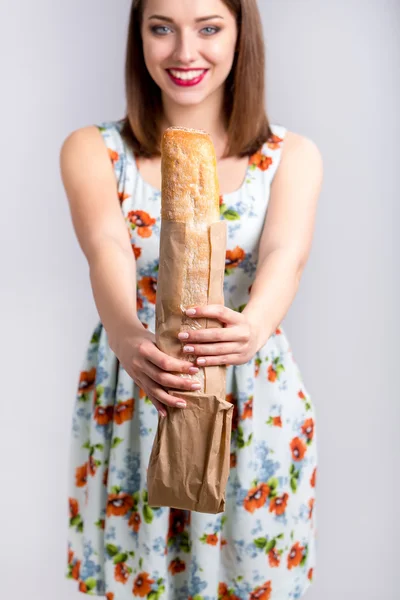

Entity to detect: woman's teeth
[168,69,206,80]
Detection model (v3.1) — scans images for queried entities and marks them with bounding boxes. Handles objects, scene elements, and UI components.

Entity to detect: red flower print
[118,192,131,205]
[268,548,280,567]
[138,276,157,304]
[249,580,272,600]
[272,416,282,427]
[114,398,135,425]
[310,467,317,488]
[75,463,88,488]
[106,492,134,517]
[108,148,119,165]
[249,150,273,171]
[275,326,282,335]
[269,493,289,516]
[225,246,246,269]
[129,511,141,533]
[94,405,114,426]
[78,581,87,592]
[242,396,253,419]
[298,390,306,400]
[287,542,305,569]
[308,568,314,581]
[78,367,96,394]
[206,533,218,546]
[168,509,189,539]
[230,452,237,468]
[168,558,186,574]
[133,572,154,597]
[301,418,314,442]
[115,562,129,584]
[69,498,79,519]
[290,437,307,461]
[218,582,241,600]
[132,244,142,259]
[106,593,115,600]
[244,483,270,513]
[266,134,284,150]
[308,498,315,520]
[127,210,156,238]
[88,454,97,477]
[267,365,277,382]
[103,467,109,487]
[255,357,262,377]
[71,560,81,580]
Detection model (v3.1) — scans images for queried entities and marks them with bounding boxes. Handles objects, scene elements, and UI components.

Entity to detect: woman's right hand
[109,321,201,417]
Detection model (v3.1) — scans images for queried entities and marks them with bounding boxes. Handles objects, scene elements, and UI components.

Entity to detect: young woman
[61,1,323,599]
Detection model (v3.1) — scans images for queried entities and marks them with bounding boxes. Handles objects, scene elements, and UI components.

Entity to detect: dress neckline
[132,154,253,198]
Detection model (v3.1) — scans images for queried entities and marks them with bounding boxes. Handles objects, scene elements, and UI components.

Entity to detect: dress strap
[260,123,288,183]
[96,119,136,197]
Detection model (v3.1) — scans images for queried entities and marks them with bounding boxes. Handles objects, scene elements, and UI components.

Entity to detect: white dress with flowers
[65,119,318,600]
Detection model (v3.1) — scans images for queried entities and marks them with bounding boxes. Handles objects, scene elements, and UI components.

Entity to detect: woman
[61,0,323,598]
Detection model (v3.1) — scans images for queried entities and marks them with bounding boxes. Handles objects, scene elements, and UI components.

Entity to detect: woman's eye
[150,26,172,35]
[201,26,220,35]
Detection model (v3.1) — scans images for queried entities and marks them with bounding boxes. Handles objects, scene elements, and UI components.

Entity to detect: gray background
[0,0,398,599]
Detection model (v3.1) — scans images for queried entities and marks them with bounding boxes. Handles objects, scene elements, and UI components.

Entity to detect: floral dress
[66,119,318,600]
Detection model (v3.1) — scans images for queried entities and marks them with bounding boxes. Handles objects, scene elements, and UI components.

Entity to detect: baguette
[156,126,223,392]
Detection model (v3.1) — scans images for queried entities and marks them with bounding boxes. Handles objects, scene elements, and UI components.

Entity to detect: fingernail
[186,309,196,316]
[176,401,187,408]
[191,383,201,390]
[197,358,206,365]
[183,345,194,352]
[188,367,199,374]
[178,332,189,340]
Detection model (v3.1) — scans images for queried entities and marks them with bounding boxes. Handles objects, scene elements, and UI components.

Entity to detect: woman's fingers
[140,372,189,409]
[139,339,197,374]
[144,359,202,392]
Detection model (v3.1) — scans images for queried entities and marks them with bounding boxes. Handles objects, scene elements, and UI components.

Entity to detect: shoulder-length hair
[120,0,272,158]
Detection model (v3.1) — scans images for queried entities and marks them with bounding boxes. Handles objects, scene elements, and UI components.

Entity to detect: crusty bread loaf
[158,127,222,390]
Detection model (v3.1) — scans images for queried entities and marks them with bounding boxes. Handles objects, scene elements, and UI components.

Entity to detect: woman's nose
[172,31,198,64]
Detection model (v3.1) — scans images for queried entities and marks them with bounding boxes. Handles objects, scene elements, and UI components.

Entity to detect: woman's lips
[166,68,208,87]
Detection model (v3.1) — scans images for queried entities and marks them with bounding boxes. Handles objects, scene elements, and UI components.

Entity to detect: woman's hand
[178,305,261,367]
[109,321,202,417]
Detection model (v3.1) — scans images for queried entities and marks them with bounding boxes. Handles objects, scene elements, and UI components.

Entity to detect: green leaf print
[142,490,149,503]
[300,545,309,567]
[305,402,312,411]
[70,515,81,527]
[265,539,276,553]
[84,578,97,591]
[267,477,279,491]
[238,304,247,313]
[133,491,140,507]
[276,533,284,539]
[290,464,295,475]
[79,392,90,402]
[106,544,119,557]
[143,504,154,524]
[222,209,241,220]
[90,330,101,344]
[148,591,158,600]
[94,443,104,451]
[111,437,123,449]
[180,531,191,553]
[290,477,298,493]
[110,485,121,495]
[225,268,235,276]
[96,385,104,398]
[254,537,267,549]
[113,552,128,564]
[157,578,164,586]
[139,557,143,569]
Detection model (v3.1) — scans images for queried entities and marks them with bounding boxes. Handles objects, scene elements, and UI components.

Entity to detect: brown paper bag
[147,219,233,514]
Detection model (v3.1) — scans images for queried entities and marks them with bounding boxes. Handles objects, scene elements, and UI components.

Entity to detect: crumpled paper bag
[147,219,233,514]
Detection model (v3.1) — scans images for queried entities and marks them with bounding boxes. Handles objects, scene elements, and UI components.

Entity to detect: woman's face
[141,0,238,107]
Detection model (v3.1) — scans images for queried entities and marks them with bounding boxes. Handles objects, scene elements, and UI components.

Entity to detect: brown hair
[120,0,272,158]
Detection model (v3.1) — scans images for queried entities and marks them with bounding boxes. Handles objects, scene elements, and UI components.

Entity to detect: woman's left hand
[178,305,261,367]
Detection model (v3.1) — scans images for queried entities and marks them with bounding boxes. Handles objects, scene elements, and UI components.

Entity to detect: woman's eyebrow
[148,15,224,22]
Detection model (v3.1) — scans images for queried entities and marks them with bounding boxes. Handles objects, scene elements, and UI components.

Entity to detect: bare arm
[60,126,198,414]
[243,131,324,347]
[60,125,142,348]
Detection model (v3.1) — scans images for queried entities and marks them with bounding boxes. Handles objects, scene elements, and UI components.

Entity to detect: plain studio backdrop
[0,0,398,598]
